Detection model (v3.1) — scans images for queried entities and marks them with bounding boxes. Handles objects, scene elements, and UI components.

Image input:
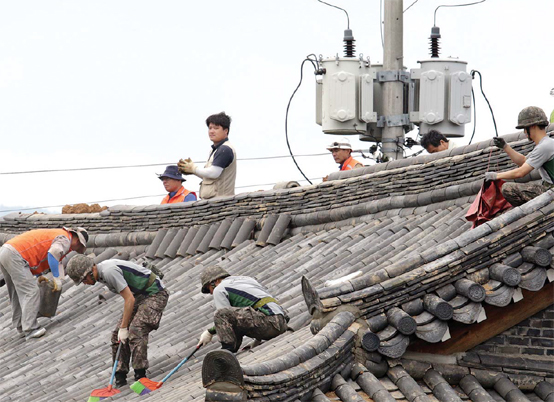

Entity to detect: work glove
[52,277,63,292]
[197,329,213,347]
[178,158,196,175]
[118,327,129,343]
[484,172,498,181]
[493,137,507,150]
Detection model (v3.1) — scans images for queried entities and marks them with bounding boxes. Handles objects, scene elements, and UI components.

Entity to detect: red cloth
[465,179,512,228]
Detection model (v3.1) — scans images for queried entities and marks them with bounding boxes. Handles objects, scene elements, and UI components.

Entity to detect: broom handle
[108,342,123,387]
[160,345,200,384]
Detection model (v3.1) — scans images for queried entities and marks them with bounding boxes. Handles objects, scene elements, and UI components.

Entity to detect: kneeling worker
[485,107,553,206]
[67,255,169,387]
[197,266,288,352]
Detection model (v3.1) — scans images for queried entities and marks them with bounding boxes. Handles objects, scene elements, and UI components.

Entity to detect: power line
[317,0,350,29]
[0,152,330,176]
[434,0,486,26]
[284,57,320,185]
[0,178,321,214]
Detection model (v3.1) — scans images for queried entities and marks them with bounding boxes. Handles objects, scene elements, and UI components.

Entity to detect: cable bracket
[377,70,410,83]
[376,114,410,127]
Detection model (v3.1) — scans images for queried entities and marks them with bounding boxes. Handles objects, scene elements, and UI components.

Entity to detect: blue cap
[158,165,185,182]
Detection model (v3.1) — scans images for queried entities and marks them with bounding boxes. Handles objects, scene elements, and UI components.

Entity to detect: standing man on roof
[196,266,288,353]
[178,112,236,200]
[158,165,197,204]
[67,255,168,387]
[485,106,554,206]
[0,227,88,339]
[420,130,457,153]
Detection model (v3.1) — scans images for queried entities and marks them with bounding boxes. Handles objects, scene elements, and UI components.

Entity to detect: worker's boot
[134,368,147,380]
[115,371,127,388]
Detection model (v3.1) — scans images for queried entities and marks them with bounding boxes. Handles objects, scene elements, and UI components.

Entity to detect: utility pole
[381,0,404,161]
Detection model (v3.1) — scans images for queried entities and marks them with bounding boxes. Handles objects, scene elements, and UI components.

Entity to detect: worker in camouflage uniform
[67,255,168,387]
[197,266,288,353]
[486,106,554,206]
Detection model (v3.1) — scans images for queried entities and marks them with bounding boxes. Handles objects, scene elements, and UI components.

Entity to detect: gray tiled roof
[0,133,553,401]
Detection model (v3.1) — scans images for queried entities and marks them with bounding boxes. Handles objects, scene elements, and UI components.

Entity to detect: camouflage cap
[201,265,230,294]
[516,106,549,129]
[66,254,95,285]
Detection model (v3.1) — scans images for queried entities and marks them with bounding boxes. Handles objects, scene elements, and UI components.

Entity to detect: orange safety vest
[7,229,72,275]
[340,156,363,171]
[161,186,196,204]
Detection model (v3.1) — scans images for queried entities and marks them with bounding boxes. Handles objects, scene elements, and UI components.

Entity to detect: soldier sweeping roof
[67,255,169,388]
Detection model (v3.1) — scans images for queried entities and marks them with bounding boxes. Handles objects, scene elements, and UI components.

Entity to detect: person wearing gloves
[66,255,169,388]
[197,266,288,353]
[0,227,87,339]
[485,106,554,206]
[178,112,236,200]
[158,165,197,204]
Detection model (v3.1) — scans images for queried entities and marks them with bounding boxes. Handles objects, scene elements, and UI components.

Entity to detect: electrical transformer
[316,57,381,137]
[410,58,472,138]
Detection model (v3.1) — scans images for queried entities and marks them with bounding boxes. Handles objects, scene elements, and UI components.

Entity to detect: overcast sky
[0,0,552,215]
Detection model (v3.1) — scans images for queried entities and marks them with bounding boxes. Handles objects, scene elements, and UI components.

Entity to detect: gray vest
[200,140,237,199]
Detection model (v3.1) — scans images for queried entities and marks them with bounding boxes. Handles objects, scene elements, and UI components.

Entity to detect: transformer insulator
[429,26,441,58]
[344,39,356,57]
[343,29,356,58]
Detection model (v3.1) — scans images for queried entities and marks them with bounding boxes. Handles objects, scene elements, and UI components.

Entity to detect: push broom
[87,343,123,402]
[130,345,201,396]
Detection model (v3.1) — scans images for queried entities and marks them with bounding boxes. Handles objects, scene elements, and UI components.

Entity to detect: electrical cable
[0,177,322,214]
[468,86,477,145]
[317,0,350,29]
[434,0,486,26]
[0,152,330,176]
[403,0,420,13]
[284,57,319,185]
[471,69,498,137]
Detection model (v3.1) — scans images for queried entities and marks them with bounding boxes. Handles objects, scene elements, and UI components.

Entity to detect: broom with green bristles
[130,345,200,396]
[87,343,123,402]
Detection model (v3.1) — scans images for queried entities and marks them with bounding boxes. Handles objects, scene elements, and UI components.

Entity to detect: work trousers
[502,182,552,207]
[0,246,40,333]
[111,289,169,373]
[214,307,287,353]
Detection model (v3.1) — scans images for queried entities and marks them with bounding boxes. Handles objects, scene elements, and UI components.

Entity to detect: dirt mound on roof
[62,203,108,214]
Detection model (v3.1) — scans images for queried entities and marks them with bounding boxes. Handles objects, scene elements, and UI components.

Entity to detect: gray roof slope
[0,133,553,401]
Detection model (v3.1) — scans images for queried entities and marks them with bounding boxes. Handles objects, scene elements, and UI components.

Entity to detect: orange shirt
[7,229,72,275]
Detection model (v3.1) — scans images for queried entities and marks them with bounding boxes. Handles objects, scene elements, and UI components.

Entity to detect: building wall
[462,303,554,377]
[471,304,554,357]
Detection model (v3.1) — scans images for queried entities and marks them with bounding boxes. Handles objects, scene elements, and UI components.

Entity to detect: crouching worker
[0,227,88,339]
[197,266,288,353]
[485,106,553,206]
[67,255,169,387]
